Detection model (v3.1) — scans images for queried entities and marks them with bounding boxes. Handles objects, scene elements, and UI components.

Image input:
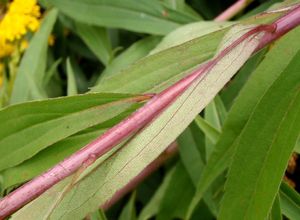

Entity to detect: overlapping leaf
[0,93,146,172]
[188,26,300,217]
[12,24,264,219]
[10,9,58,104]
[49,0,198,35]
[218,50,300,220]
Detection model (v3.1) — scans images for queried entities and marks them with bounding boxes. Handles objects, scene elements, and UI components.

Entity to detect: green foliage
[1,0,300,220]
[10,9,58,104]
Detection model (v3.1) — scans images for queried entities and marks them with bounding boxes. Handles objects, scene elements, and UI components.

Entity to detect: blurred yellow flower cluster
[0,0,41,59]
[0,0,41,87]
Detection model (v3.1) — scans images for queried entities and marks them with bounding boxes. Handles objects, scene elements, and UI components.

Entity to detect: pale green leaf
[66,58,78,96]
[188,27,300,217]
[150,21,232,54]
[280,181,300,220]
[194,116,220,145]
[10,9,58,104]
[49,0,197,35]
[13,24,263,220]
[75,22,113,66]
[0,93,142,172]
[91,30,225,94]
[98,36,161,81]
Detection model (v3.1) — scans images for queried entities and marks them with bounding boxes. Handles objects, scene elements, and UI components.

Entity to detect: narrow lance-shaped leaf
[0,93,148,171]
[218,50,300,220]
[92,9,289,95]
[280,181,300,220]
[91,30,226,94]
[66,58,78,96]
[10,9,58,104]
[138,167,175,220]
[49,0,197,35]
[268,195,282,220]
[75,22,113,66]
[4,6,300,218]
[118,192,136,220]
[12,24,267,220]
[188,24,300,218]
[98,36,161,81]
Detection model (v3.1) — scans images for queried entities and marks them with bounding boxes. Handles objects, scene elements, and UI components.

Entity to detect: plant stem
[0,4,300,219]
[215,0,254,21]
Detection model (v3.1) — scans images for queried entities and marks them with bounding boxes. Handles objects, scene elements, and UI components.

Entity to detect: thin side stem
[0,4,300,219]
[215,0,254,22]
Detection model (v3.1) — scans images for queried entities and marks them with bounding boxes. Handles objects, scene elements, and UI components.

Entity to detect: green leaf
[75,22,113,66]
[178,128,204,184]
[157,162,195,220]
[161,0,202,20]
[0,93,145,172]
[178,128,218,216]
[90,209,108,220]
[295,137,300,154]
[150,21,232,54]
[218,50,300,220]
[119,192,136,220]
[220,49,267,108]
[92,12,284,95]
[66,58,78,96]
[0,107,136,190]
[10,9,58,104]
[43,58,62,87]
[194,116,220,145]
[203,96,224,160]
[268,195,282,220]
[188,27,300,217]
[98,36,161,81]
[49,0,197,35]
[91,29,226,94]
[138,167,175,220]
[280,181,300,220]
[13,24,263,220]
[1,128,105,189]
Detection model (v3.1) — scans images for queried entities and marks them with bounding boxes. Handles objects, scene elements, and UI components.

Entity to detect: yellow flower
[0,40,14,58]
[0,0,41,58]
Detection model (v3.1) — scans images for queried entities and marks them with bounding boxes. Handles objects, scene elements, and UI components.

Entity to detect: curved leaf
[218,50,300,220]
[10,9,58,104]
[188,26,300,217]
[49,0,197,35]
[0,93,146,171]
[12,24,263,220]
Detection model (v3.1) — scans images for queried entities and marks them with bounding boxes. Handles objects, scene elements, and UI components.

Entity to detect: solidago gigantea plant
[0,0,300,219]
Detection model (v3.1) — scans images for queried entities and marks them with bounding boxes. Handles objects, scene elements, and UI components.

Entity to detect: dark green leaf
[218,50,300,220]
[0,93,144,171]
[280,181,300,220]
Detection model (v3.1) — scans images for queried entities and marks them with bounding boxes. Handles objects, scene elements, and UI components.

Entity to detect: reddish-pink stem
[0,4,300,219]
[215,0,253,21]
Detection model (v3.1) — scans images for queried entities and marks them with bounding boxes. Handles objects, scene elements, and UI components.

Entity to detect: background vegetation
[0,0,300,219]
